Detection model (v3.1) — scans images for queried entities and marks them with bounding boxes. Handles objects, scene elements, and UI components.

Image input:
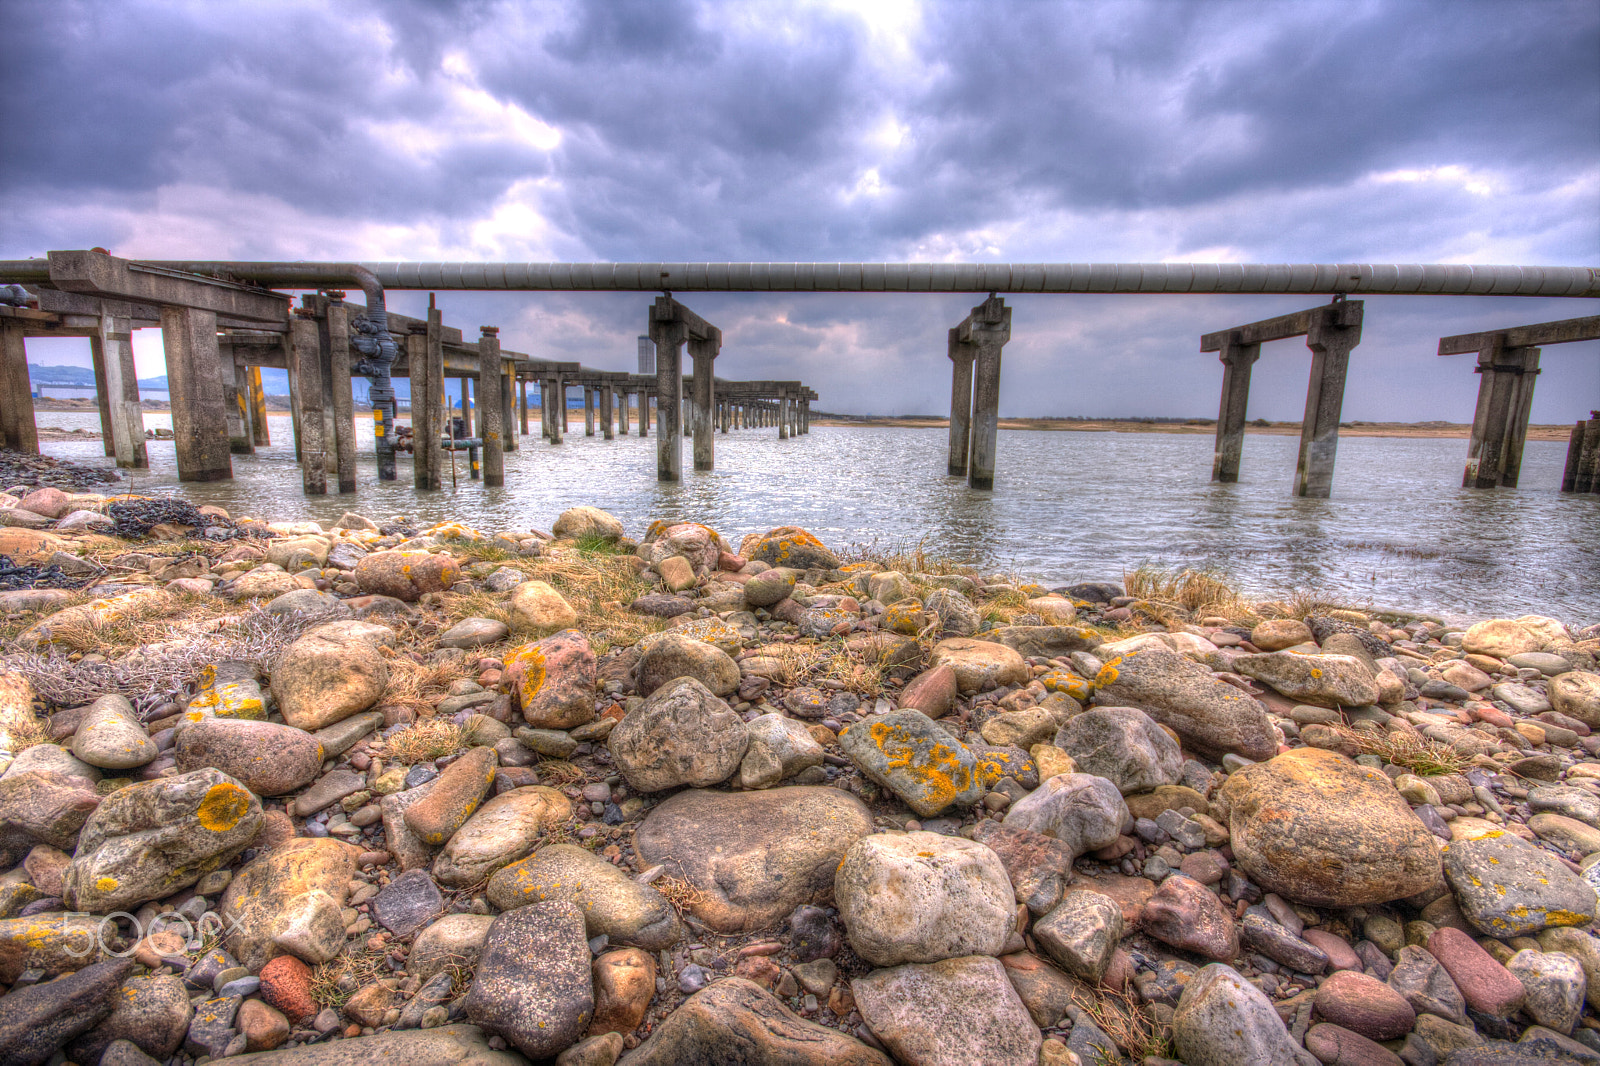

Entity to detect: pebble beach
[2,471,1600,1066]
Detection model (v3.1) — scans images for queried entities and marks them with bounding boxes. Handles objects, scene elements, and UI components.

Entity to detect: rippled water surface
[33,413,1600,623]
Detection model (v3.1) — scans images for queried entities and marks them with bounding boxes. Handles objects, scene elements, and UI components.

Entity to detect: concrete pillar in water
[690,334,718,470]
[967,297,1011,491]
[289,316,326,495]
[1292,303,1361,499]
[461,376,475,438]
[518,376,529,437]
[282,332,302,461]
[547,377,563,444]
[325,302,357,492]
[1575,413,1600,493]
[1463,340,1542,489]
[584,386,595,436]
[0,319,38,454]
[502,371,517,452]
[778,392,790,440]
[639,390,651,436]
[1211,334,1261,483]
[88,329,114,457]
[95,314,147,468]
[478,326,505,487]
[947,328,974,475]
[1561,418,1588,492]
[247,364,269,447]
[160,305,233,482]
[218,349,253,455]
[409,315,439,490]
[652,319,687,482]
[600,385,614,440]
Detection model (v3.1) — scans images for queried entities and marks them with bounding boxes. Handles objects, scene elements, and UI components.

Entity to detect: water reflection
[28,412,1600,621]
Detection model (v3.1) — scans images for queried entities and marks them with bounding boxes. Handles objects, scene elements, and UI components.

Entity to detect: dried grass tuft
[653,875,707,917]
[1123,566,1251,621]
[534,758,587,785]
[379,652,467,714]
[1329,724,1471,776]
[518,549,662,654]
[382,719,467,764]
[309,949,387,1009]
[1070,986,1171,1062]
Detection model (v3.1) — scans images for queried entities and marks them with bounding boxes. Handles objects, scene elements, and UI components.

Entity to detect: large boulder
[0,958,134,1066]
[1442,829,1597,936]
[504,629,597,729]
[1461,618,1543,658]
[487,843,682,950]
[1053,706,1182,795]
[65,768,262,913]
[463,901,593,1060]
[1002,773,1127,861]
[1219,748,1442,907]
[839,709,985,816]
[634,787,872,934]
[0,769,101,849]
[432,786,572,887]
[638,522,724,577]
[929,638,1029,693]
[835,831,1016,966]
[1093,647,1276,760]
[173,718,323,797]
[633,633,740,698]
[269,628,388,731]
[851,956,1041,1066]
[1550,672,1600,728]
[1173,963,1307,1066]
[622,977,891,1066]
[552,506,624,542]
[1233,652,1380,708]
[20,588,171,646]
[748,526,838,571]
[608,677,748,792]
[739,713,825,789]
[509,580,579,631]
[69,695,157,770]
[221,837,358,970]
[352,550,460,601]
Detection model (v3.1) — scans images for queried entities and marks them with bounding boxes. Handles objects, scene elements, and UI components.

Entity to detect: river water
[28,412,1600,624]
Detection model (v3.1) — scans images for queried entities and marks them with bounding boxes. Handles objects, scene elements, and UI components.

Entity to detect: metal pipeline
[136,261,402,481]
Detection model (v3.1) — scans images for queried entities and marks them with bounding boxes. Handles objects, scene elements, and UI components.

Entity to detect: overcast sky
[5,0,1597,420]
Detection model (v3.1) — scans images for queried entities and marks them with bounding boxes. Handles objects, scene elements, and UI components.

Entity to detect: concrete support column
[217,349,253,456]
[461,376,475,438]
[88,330,114,457]
[640,391,651,436]
[0,319,38,454]
[561,382,570,433]
[652,320,687,482]
[947,329,974,475]
[244,364,267,444]
[282,333,302,461]
[689,336,718,471]
[600,385,614,440]
[410,315,439,489]
[778,392,790,440]
[1292,304,1361,498]
[160,305,233,482]
[478,327,505,487]
[801,399,810,433]
[325,303,357,492]
[96,314,147,467]
[289,316,326,494]
[518,377,530,437]
[584,386,595,436]
[1211,335,1261,483]
[1573,413,1600,493]
[502,372,517,452]
[547,377,563,444]
[1463,341,1542,489]
[969,335,1004,490]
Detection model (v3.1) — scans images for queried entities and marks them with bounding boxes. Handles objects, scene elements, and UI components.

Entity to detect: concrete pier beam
[479,326,505,487]
[965,296,1011,490]
[161,305,233,482]
[1210,334,1261,482]
[248,364,269,446]
[584,386,595,436]
[289,316,326,494]
[690,334,719,470]
[0,318,38,454]
[325,302,357,491]
[1293,304,1361,498]
[600,385,614,440]
[95,314,148,467]
[947,328,973,475]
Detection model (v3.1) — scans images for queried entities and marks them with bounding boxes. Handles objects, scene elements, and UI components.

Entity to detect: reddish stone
[718,552,747,572]
[1141,873,1239,961]
[1302,929,1364,973]
[1468,704,1514,728]
[733,954,780,989]
[1426,927,1526,1018]
[259,956,318,1021]
[1178,850,1229,885]
[590,948,657,1036]
[971,821,1078,916]
[1101,948,1134,992]
[898,664,958,719]
[1313,971,1416,1041]
[1304,1023,1404,1066]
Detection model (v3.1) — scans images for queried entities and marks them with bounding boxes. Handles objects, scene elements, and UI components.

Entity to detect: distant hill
[28,363,170,390]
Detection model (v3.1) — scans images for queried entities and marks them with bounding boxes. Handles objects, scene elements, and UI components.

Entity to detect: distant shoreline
[810,415,1576,441]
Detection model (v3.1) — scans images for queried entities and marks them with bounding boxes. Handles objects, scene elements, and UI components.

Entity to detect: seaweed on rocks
[0,449,122,490]
[105,496,267,542]
[0,555,92,591]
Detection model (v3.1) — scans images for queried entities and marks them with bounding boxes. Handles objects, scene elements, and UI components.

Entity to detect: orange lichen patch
[1095,656,1124,686]
[96,876,119,893]
[1040,671,1093,701]
[197,781,251,832]
[882,603,927,636]
[866,720,972,810]
[505,644,548,706]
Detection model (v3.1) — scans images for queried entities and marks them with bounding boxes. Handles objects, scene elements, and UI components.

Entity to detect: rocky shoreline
[1,484,1598,1066]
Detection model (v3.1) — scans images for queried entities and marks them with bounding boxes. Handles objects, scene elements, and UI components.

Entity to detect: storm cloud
[3,0,1596,420]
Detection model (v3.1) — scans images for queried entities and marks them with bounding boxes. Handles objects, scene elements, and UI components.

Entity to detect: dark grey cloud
[2,0,1595,421]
